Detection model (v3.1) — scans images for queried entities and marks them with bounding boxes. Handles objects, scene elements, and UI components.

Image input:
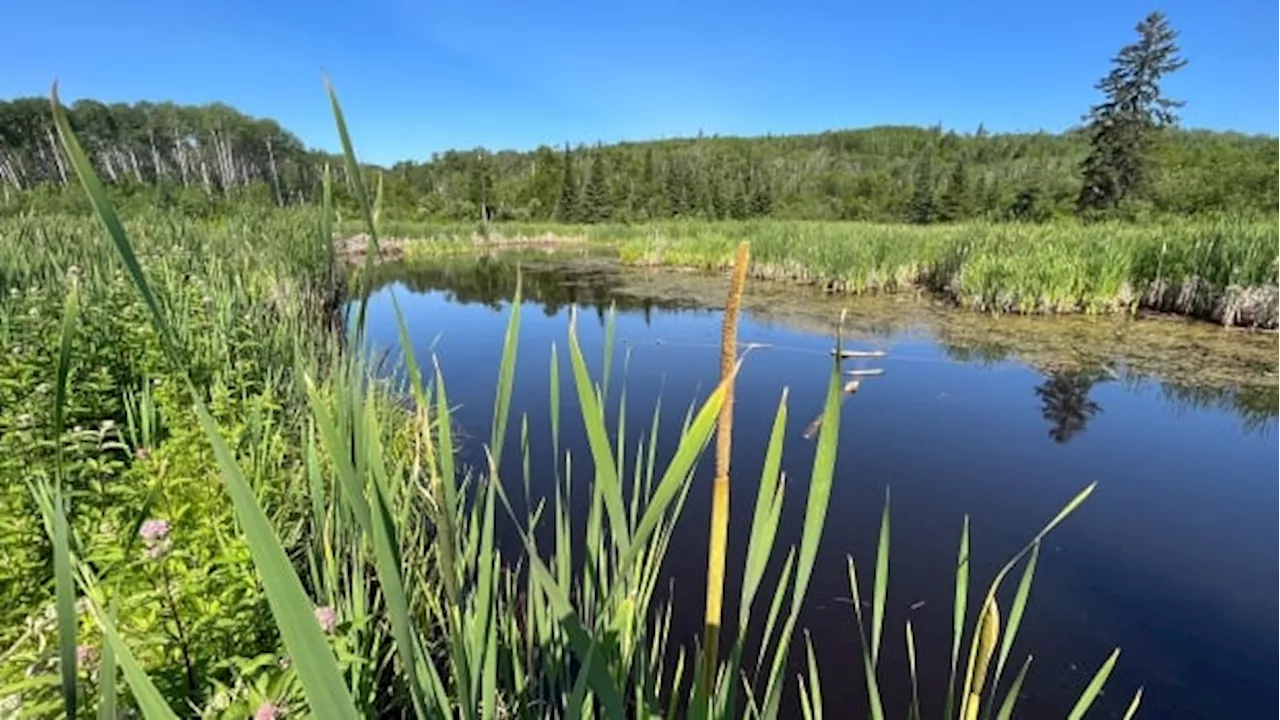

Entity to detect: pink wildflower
[75,645,97,667]
[139,519,172,560]
[314,605,337,633]
[138,519,169,543]
[254,701,285,720]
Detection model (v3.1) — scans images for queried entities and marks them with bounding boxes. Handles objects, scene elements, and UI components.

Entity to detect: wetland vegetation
[1,9,1276,720]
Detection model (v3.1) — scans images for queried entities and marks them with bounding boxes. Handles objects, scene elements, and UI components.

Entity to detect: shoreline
[339,230,1280,330]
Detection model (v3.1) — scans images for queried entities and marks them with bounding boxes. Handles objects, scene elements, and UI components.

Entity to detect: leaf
[1067,649,1120,720]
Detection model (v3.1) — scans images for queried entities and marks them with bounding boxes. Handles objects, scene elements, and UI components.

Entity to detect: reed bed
[0,84,1136,718]
[368,217,1278,328]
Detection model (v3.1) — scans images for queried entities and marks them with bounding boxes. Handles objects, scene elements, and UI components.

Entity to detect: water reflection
[354,254,1279,720]
[1036,369,1106,443]
[363,254,1278,434]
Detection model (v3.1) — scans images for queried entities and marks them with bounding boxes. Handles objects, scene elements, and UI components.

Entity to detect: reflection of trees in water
[363,256,708,330]
[1160,383,1278,436]
[1035,369,1106,444]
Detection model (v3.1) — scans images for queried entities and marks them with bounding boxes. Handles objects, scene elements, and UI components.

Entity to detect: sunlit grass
[3,81,1142,719]
[365,216,1277,326]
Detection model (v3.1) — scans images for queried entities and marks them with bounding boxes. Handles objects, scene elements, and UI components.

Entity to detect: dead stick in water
[802,379,861,440]
[832,349,887,359]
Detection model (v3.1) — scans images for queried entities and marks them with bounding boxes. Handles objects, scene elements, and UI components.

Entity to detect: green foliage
[909,147,935,224]
[555,145,580,223]
[1,81,1210,719]
[1078,12,1188,215]
[583,148,613,223]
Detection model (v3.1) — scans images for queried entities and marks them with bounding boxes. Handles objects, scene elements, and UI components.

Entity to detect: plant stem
[157,557,198,707]
[699,240,750,705]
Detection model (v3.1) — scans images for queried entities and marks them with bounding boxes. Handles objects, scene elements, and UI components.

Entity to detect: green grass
[358,216,1278,327]
[0,85,1143,718]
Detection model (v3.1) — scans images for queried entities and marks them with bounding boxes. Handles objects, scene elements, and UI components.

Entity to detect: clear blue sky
[5,0,1276,166]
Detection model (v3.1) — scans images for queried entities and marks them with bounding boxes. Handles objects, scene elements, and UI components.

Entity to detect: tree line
[3,13,1276,223]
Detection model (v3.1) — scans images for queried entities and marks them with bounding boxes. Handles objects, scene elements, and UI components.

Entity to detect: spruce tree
[1077,11,1187,215]
[555,144,579,223]
[938,160,970,222]
[908,147,935,224]
[747,165,772,217]
[583,148,612,222]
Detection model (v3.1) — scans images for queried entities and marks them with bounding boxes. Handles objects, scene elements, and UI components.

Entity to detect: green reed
[8,81,1142,719]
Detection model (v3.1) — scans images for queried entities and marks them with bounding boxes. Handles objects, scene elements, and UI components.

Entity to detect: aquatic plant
[3,81,1141,719]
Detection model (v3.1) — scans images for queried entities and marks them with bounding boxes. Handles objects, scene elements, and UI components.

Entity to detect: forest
[2,96,1276,224]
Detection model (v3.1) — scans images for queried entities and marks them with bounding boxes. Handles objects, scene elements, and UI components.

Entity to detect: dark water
[353,256,1278,719]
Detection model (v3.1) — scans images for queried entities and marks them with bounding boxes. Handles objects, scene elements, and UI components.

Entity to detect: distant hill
[2,97,1275,222]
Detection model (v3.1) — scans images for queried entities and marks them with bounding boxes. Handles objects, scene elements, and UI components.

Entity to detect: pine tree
[908,147,935,224]
[938,160,970,222]
[555,144,579,223]
[747,165,772,217]
[583,148,612,222]
[1077,11,1187,215]
[664,159,687,217]
[728,179,748,220]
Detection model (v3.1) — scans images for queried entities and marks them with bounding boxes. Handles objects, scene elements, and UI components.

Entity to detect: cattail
[699,240,750,701]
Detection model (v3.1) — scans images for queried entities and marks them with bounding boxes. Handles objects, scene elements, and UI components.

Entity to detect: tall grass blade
[602,300,616,400]
[1066,649,1121,720]
[566,306,630,552]
[803,630,824,720]
[739,388,789,624]
[906,620,921,720]
[994,655,1033,720]
[989,540,1040,718]
[323,78,379,339]
[98,602,118,720]
[959,484,1096,720]
[845,557,885,720]
[78,585,179,720]
[50,84,360,720]
[872,487,890,668]
[946,515,970,720]
[491,270,522,461]
[52,279,80,719]
[550,342,561,477]
[1122,687,1144,720]
[792,314,845,609]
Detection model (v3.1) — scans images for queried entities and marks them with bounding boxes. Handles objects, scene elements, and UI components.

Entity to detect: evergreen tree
[467,151,493,222]
[728,180,748,220]
[708,172,726,220]
[1011,184,1050,222]
[938,160,971,222]
[664,158,687,217]
[1077,11,1187,215]
[747,166,772,217]
[555,144,579,223]
[583,148,612,222]
[908,147,935,224]
[638,147,658,218]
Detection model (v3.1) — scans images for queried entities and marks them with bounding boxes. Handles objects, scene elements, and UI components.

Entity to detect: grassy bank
[353,217,1279,328]
[2,90,1132,719]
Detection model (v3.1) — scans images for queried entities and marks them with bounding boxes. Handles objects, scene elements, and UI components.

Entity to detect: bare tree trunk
[129,148,144,183]
[46,126,68,185]
[149,127,165,181]
[174,138,190,186]
[265,136,283,206]
[200,156,212,195]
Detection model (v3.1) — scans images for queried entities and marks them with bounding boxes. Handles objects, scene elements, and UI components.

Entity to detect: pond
[351,253,1277,720]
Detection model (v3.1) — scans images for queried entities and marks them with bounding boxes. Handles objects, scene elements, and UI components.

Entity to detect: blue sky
[6,0,1276,165]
